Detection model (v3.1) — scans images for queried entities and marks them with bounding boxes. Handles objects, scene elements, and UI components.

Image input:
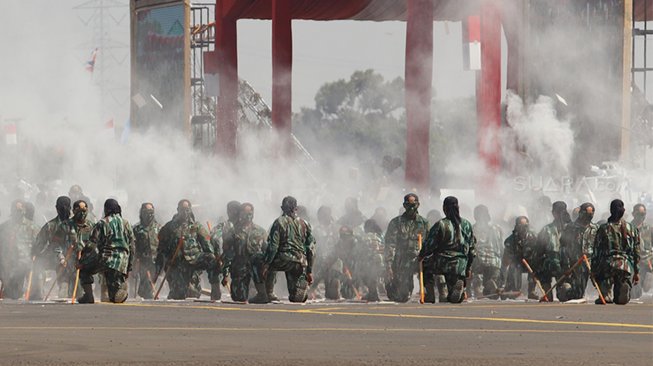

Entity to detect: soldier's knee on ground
[614,278,631,305]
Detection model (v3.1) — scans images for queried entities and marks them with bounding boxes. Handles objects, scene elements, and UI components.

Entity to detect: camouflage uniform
[632,220,652,297]
[133,220,160,299]
[33,216,76,297]
[157,215,220,300]
[258,208,315,303]
[0,215,39,299]
[470,222,503,297]
[502,226,538,298]
[420,218,476,303]
[559,220,597,301]
[66,216,95,298]
[222,222,266,302]
[308,220,339,298]
[536,222,565,300]
[78,212,135,303]
[321,230,359,300]
[355,232,384,301]
[592,220,640,304]
[384,214,429,302]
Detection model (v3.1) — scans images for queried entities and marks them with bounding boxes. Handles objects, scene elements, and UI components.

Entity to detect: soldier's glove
[306,272,314,285]
[633,273,640,285]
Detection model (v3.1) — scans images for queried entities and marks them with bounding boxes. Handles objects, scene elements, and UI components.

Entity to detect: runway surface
[1,297,651,366]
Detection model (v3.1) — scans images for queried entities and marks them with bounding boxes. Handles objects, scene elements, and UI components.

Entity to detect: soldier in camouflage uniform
[256,196,315,303]
[308,206,339,299]
[591,199,641,305]
[208,201,240,301]
[63,200,95,298]
[470,205,503,299]
[156,199,221,300]
[320,226,359,300]
[631,204,652,298]
[536,201,571,301]
[77,199,135,304]
[501,216,538,298]
[0,200,39,299]
[222,203,267,302]
[357,219,384,301]
[132,203,160,299]
[32,196,75,297]
[385,193,429,302]
[419,196,475,303]
[558,202,597,301]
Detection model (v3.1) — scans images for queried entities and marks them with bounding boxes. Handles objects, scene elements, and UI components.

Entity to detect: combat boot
[210,283,221,301]
[448,279,465,304]
[436,276,448,303]
[266,278,279,301]
[77,284,95,304]
[112,283,128,303]
[100,279,110,302]
[248,283,270,304]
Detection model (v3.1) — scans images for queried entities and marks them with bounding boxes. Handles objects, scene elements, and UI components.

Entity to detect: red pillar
[405,0,433,191]
[215,6,238,157]
[477,0,502,186]
[272,0,293,153]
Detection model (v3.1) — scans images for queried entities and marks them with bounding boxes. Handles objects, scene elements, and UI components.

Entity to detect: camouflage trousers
[228,258,254,302]
[438,273,466,304]
[136,259,156,299]
[632,259,652,298]
[469,262,500,298]
[557,265,589,302]
[80,264,126,303]
[503,264,536,299]
[387,252,417,303]
[167,254,220,300]
[596,269,633,305]
[0,268,28,299]
[262,256,309,303]
[422,261,439,303]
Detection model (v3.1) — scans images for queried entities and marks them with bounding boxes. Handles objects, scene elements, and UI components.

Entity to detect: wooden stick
[24,256,36,301]
[541,255,585,301]
[418,234,425,304]
[582,255,606,305]
[521,258,549,302]
[71,251,82,304]
[44,245,76,301]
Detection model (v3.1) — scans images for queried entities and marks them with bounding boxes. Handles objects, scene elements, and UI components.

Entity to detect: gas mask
[73,206,88,222]
[403,202,419,217]
[140,208,155,226]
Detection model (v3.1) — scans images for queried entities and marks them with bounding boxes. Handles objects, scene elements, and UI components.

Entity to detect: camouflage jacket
[32,216,74,259]
[384,214,429,269]
[503,230,538,270]
[592,220,641,275]
[355,232,384,274]
[223,222,266,275]
[0,217,39,273]
[420,218,476,276]
[632,220,652,261]
[133,221,161,263]
[264,214,316,274]
[313,223,338,262]
[472,223,502,268]
[158,218,213,267]
[89,214,135,275]
[68,218,95,252]
[559,220,597,270]
[536,222,565,275]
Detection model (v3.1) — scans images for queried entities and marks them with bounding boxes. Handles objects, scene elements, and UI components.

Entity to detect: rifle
[154,235,185,300]
[521,258,549,302]
[582,254,606,304]
[541,255,585,301]
[418,233,425,304]
[44,243,76,301]
[24,256,36,301]
[70,250,82,304]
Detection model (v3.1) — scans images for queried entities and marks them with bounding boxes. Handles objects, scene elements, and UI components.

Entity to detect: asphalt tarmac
[0,296,651,366]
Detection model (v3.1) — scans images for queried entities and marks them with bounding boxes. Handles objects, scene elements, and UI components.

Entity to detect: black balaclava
[73,200,89,223]
[473,205,491,226]
[443,196,461,227]
[56,196,71,221]
[552,201,570,229]
[317,206,333,227]
[104,199,122,217]
[633,203,647,225]
[10,200,25,222]
[176,199,193,223]
[608,199,626,223]
[403,193,420,219]
[240,203,254,225]
[281,196,298,218]
[514,216,530,238]
[140,203,155,226]
[226,201,241,224]
[577,203,595,225]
